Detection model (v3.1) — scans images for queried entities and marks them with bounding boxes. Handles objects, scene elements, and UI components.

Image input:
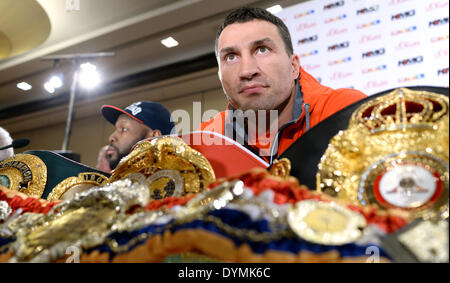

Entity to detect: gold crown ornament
[317,88,449,220]
[109,136,216,201]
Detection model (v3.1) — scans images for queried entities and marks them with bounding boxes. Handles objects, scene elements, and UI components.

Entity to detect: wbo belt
[280,86,448,220]
[279,86,449,190]
[0,150,109,201]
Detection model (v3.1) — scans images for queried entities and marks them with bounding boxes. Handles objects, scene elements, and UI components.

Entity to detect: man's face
[217,20,300,112]
[106,115,149,169]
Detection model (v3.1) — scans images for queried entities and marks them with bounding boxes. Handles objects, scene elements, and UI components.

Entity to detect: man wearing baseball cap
[101,101,175,171]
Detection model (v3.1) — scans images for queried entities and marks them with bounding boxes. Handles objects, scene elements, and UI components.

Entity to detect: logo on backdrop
[395,40,420,50]
[324,1,345,10]
[329,57,352,66]
[431,34,449,42]
[398,56,424,67]
[328,41,350,52]
[330,71,352,80]
[297,22,317,32]
[304,64,321,71]
[297,35,319,45]
[300,50,319,58]
[294,9,315,19]
[437,67,449,76]
[398,73,425,83]
[325,14,347,24]
[426,1,449,12]
[359,34,382,44]
[391,26,417,36]
[326,27,348,37]
[388,0,413,6]
[357,5,379,15]
[429,17,449,27]
[391,10,415,21]
[362,48,385,59]
[364,80,388,90]
[434,49,449,58]
[357,19,381,29]
[362,65,387,74]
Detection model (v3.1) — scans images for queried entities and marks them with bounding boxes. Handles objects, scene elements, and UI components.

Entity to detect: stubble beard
[107,132,148,170]
[106,145,127,170]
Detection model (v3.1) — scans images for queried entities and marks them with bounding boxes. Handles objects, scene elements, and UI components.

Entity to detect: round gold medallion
[147,169,184,200]
[359,152,449,219]
[0,154,47,198]
[288,200,366,245]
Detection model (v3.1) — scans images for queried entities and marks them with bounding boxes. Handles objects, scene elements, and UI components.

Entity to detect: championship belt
[109,136,216,201]
[281,86,449,190]
[381,219,449,263]
[0,154,47,198]
[46,172,109,201]
[0,150,109,200]
[317,88,449,220]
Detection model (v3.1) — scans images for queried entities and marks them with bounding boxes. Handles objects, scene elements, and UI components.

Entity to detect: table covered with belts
[0,87,448,263]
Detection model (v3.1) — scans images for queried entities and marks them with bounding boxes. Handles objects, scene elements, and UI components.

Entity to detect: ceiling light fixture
[49,75,63,89]
[44,60,64,94]
[44,74,64,94]
[79,62,100,89]
[267,5,283,14]
[43,82,55,94]
[16,82,32,91]
[41,52,115,151]
[161,37,179,48]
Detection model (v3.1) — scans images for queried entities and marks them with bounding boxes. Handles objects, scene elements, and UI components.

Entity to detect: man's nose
[238,55,259,80]
[109,131,117,145]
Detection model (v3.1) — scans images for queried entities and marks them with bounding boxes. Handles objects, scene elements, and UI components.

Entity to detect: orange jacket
[199,67,366,163]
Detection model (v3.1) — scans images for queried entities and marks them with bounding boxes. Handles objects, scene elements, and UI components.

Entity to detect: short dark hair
[215,7,294,56]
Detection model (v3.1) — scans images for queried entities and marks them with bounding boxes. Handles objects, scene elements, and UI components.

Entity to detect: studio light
[41,52,115,151]
[44,74,64,94]
[49,75,63,88]
[79,62,100,89]
[44,82,55,94]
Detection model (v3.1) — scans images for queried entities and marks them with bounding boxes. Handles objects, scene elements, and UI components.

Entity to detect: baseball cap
[101,101,175,135]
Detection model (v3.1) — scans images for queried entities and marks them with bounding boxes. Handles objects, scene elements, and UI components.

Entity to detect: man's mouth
[239,84,267,95]
[106,146,118,159]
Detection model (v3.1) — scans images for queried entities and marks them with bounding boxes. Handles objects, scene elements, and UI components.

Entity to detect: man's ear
[217,69,222,82]
[290,54,300,80]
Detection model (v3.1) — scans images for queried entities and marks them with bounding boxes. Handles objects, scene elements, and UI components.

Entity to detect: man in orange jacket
[199,7,366,164]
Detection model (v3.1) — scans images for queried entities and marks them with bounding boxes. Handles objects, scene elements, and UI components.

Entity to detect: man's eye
[256,46,269,54]
[225,54,237,62]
